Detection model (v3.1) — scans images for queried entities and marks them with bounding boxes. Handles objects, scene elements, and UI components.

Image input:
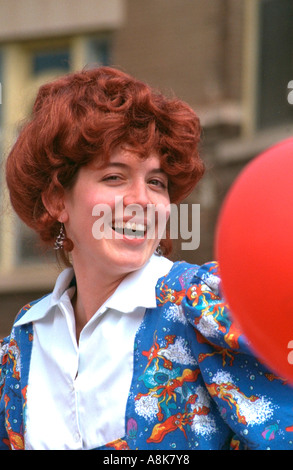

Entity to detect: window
[0,49,3,123]
[256,0,293,129]
[16,45,72,264]
[32,48,71,75]
[14,36,112,264]
[86,37,112,66]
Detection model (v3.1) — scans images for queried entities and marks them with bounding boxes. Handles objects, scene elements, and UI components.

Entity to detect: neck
[71,262,127,341]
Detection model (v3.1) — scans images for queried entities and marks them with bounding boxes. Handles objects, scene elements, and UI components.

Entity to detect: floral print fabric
[1,261,293,450]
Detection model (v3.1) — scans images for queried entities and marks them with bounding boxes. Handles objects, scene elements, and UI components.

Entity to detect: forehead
[90,147,163,172]
[110,147,161,166]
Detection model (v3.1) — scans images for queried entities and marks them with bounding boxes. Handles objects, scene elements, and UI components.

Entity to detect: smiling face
[59,147,170,279]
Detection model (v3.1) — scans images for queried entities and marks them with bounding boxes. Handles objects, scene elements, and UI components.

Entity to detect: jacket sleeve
[0,337,10,449]
[182,261,293,450]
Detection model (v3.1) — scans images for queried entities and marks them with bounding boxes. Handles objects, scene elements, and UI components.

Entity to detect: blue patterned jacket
[1,261,293,450]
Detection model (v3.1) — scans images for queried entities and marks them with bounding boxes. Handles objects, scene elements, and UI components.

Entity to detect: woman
[1,66,292,450]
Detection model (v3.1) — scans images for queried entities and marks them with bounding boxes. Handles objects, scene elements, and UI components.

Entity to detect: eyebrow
[103,162,167,175]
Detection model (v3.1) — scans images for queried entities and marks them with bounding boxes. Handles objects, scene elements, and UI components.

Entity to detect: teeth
[112,221,147,231]
[112,222,147,236]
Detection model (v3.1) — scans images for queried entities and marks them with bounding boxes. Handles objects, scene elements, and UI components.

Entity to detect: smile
[111,221,147,238]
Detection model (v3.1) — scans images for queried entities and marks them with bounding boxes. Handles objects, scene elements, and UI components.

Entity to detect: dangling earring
[54,223,66,250]
[155,244,162,256]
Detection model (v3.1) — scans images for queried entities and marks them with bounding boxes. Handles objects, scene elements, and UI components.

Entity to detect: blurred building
[0,0,293,336]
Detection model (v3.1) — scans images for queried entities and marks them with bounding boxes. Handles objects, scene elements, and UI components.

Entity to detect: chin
[112,251,152,273]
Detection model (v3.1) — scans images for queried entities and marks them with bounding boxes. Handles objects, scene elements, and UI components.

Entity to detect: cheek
[78,191,114,217]
[156,204,170,238]
[156,194,171,219]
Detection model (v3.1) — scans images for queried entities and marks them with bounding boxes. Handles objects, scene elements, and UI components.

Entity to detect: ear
[41,189,69,223]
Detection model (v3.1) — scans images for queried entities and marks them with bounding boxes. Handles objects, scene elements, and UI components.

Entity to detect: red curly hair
[5,66,204,262]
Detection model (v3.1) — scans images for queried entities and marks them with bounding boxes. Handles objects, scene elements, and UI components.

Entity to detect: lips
[111,221,148,238]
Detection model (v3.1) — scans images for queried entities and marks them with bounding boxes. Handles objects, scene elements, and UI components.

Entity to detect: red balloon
[215,137,293,383]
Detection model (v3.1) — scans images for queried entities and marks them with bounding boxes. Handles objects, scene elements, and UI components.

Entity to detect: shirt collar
[102,254,173,313]
[14,255,173,326]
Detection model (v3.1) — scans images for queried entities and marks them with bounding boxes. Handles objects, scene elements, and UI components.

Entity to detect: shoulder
[189,261,220,292]
[176,259,225,318]
[0,301,35,352]
[155,260,219,308]
[0,336,9,373]
[157,259,219,291]
[1,295,48,357]
[0,298,44,394]
[14,299,40,324]
[180,262,252,353]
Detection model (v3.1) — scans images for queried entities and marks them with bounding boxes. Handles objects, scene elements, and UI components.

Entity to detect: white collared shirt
[14,255,173,450]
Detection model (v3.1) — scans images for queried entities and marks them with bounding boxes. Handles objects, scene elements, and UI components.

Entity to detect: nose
[123,180,150,209]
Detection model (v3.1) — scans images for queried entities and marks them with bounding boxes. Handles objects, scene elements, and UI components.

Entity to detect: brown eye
[148,179,167,189]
